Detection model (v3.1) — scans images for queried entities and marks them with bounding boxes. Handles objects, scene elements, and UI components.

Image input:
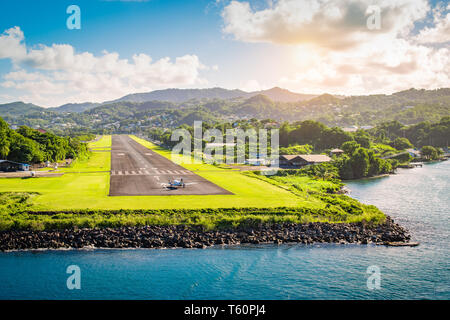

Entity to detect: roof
[280,155,302,161]
[298,155,332,163]
[330,148,344,153]
[0,160,29,166]
[280,154,332,163]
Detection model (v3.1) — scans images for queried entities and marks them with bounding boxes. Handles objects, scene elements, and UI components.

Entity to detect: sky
[0,0,448,107]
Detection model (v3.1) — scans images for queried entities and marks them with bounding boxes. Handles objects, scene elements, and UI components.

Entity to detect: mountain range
[49,102,100,113]
[105,86,317,105]
[0,87,318,114]
[0,88,448,130]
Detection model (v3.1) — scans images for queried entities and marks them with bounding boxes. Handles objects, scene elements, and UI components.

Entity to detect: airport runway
[109,135,232,196]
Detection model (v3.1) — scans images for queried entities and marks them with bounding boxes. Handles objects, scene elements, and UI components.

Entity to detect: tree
[0,118,10,158]
[289,120,326,147]
[391,137,413,150]
[351,148,370,178]
[421,145,438,160]
[279,144,313,155]
[7,132,44,163]
[0,117,86,164]
[0,131,10,158]
[319,127,353,149]
[341,141,361,155]
[354,130,371,148]
[335,155,354,180]
[279,122,291,147]
[314,164,335,181]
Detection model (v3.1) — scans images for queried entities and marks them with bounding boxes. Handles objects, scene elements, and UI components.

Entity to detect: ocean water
[0,161,448,300]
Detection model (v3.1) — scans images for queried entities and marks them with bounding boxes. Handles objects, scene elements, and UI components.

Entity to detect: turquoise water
[0,162,449,299]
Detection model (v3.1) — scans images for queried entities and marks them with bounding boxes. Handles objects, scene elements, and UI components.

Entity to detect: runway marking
[111,169,196,176]
[109,135,232,196]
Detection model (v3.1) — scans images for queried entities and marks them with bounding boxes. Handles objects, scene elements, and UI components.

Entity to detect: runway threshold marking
[111,169,197,176]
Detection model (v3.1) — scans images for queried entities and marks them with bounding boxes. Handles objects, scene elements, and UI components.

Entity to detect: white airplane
[161,178,196,189]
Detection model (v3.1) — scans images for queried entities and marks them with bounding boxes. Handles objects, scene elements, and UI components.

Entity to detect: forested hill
[0,88,448,132]
[50,102,100,113]
[0,102,44,117]
[0,116,88,164]
[106,86,315,104]
[108,88,249,103]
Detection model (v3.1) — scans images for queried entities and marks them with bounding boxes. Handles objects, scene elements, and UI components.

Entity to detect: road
[109,135,232,196]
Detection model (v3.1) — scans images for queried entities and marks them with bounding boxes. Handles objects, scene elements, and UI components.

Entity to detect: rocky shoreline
[0,217,411,251]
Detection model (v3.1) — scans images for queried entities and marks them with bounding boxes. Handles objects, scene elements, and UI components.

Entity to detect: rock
[0,217,411,251]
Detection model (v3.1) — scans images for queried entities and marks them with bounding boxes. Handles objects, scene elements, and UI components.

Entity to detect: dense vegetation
[1,88,448,135]
[148,116,448,180]
[0,171,386,231]
[0,116,89,163]
[369,116,450,148]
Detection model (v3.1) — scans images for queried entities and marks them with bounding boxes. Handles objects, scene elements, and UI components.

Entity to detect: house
[279,155,302,167]
[279,154,332,168]
[37,129,47,134]
[0,160,30,172]
[330,148,344,156]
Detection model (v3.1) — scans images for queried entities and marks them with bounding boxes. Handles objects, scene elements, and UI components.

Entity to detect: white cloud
[0,27,208,107]
[413,3,450,44]
[277,39,450,95]
[222,0,430,50]
[222,0,449,95]
[0,27,27,61]
[241,79,264,92]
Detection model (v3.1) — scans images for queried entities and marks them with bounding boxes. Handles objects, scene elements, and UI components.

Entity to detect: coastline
[0,216,411,251]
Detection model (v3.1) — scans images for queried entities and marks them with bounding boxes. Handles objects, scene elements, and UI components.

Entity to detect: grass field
[89,135,112,150]
[0,135,387,229]
[0,135,308,211]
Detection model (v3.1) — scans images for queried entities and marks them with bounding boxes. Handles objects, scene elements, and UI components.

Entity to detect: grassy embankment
[0,135,386,230]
